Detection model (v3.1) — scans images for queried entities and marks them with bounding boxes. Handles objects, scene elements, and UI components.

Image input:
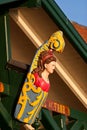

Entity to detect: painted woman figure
[14,31,65,130]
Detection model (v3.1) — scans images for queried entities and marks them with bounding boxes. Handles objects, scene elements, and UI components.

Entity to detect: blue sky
[54,0,87,26]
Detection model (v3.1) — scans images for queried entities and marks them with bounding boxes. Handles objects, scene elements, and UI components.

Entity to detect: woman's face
[45,61,56,74]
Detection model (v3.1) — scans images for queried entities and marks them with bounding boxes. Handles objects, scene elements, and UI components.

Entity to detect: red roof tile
[72,22,87,44]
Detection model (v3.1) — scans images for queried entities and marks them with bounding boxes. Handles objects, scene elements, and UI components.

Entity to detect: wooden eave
[8,7,87,112]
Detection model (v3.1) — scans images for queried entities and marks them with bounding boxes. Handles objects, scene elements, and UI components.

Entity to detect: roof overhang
[8,7,87,111]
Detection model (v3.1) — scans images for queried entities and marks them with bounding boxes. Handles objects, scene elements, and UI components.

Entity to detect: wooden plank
[43,100,70,116]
